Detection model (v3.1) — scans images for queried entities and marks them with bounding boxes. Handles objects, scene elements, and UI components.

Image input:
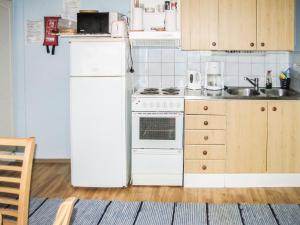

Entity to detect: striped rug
[26,198,300,225]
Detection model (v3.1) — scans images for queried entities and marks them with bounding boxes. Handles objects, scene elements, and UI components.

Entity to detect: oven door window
[139,117,176,140]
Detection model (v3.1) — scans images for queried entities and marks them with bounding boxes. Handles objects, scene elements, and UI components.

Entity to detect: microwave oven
[77,12,123,34]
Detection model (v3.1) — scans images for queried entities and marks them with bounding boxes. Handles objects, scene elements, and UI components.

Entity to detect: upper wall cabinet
[181,0,219,50]
[181,0,295,51]
[257,0,295,51]
[219,0,257,50]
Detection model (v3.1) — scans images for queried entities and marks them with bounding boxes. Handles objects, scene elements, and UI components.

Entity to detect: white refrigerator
[70,38,132,187]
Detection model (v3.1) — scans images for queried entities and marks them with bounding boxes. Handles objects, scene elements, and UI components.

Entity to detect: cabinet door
[226,101,268,173]
[257,0,295,51]
[219,0,257,50]
[267,101,300,173]
[181,0,218,50]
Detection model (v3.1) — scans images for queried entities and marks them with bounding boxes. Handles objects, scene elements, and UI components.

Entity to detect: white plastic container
[165,10,177,31]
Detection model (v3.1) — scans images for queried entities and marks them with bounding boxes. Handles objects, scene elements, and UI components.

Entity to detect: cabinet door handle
[204,121,209,126]
[272,107,277,111]
[250,42,255,47]
[212,42,216,46]
[261,42,265,47]
[202,165,207,170]
[203,150,208,156]
[203,106,208,111]
[261,107,265,112]
[204,136,209,141]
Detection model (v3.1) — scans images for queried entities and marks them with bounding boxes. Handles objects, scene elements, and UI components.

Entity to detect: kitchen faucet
[244,77,259,92]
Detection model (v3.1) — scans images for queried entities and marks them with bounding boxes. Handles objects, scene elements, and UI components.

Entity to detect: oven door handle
[132,112,183,116]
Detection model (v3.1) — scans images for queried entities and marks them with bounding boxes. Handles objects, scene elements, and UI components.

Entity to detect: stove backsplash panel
[132,47,290,89]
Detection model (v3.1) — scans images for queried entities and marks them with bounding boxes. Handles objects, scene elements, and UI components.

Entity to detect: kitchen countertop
[185,87,300,100]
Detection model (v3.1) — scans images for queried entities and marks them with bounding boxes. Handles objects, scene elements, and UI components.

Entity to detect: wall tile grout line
[237,203,246,225]
[28,197,48,218]
[96,201,112,225]
[132,201,143,225]
[268,204,280,225]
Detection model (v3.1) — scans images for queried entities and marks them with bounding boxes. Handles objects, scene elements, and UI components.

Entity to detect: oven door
[132,112,183,149]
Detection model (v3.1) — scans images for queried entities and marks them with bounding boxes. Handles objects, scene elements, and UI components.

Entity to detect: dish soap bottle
[266,70,272,89]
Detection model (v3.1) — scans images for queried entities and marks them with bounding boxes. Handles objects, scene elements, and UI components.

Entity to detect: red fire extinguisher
[43,16,60,55]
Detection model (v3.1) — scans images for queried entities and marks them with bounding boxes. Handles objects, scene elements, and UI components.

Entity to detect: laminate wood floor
[31,163,300,204]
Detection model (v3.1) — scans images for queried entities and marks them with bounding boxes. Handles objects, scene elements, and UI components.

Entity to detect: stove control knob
[142,102,147,108]
[150,102,154,108]
[163,102,167,108]
[169,102,174,108]
[156,102,160,108]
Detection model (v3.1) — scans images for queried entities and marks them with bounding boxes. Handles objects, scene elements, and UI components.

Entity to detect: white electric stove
[131,88,184,186]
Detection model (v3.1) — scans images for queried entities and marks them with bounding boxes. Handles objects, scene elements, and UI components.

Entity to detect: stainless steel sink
[260,88,297,97]
[226,88,261,96]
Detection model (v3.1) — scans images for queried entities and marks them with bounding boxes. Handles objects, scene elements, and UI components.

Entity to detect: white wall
[13,0,130,159]
[0,0,13,136]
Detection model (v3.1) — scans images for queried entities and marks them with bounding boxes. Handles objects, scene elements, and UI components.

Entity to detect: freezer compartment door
[70,77,128,187]
[70,41,127,76]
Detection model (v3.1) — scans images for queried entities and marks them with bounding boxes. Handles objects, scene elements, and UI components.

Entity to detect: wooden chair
[52,197,77,225]
[0,138,35,225]
[0,138,77,225]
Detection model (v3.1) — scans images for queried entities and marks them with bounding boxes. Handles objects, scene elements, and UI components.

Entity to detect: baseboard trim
[34,159,70,164]
[184,173,300,188]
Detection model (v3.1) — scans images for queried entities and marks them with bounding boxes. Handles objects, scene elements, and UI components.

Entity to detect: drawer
[185,145,226,160]
[132,149,183,175]
[185,160,225,173]
[185,100,226,115]
[185,130,225,145]
[185,115,226,130]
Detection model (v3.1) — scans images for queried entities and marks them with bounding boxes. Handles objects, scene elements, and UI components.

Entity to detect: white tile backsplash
[148,48,162,62]
[162,63,175,76]
[133,47,290,89]
[148,63,161,75]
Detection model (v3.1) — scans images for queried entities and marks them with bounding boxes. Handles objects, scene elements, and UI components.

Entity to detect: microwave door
[132,112,183,149]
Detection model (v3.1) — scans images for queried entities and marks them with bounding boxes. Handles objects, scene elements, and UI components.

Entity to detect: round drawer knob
[212,42,216,46]
[250,42,255,47]
[261,42,265,47]
[202,165,207,170]
[203,150,208,156]
[204,136,209,141]
[272,107,277,111]
[203,106,208,111]
[261,107,265,112]
[204,121,209,126]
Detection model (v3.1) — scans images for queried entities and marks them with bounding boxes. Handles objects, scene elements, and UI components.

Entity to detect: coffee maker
[186,70,202,90]
[204,62,224,90]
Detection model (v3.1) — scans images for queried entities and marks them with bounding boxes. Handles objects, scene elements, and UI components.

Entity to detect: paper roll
[132,8,144,30]
[165,10,177,32]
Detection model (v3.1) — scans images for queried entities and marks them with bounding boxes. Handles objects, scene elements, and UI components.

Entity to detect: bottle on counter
[266,70,272,89]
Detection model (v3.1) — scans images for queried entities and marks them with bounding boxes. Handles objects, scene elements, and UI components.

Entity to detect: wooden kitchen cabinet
[267,101,300,173]
[257,0,295,51]
[219,0,257,50]
[226,101,268,173]
[181,0,295,51]
[181,0,219,50]
[185,100,227,174]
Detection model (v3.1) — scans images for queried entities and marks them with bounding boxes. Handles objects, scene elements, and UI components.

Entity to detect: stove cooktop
[133,87,184,98]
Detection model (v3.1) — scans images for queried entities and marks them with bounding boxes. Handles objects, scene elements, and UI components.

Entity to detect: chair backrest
[0,138,35,225]
[53,197,77,225]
